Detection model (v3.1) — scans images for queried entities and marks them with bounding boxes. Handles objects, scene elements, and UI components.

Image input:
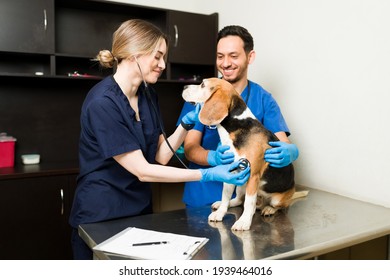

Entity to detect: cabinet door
[0,0,54,54]
[168,11,218,65]
[0,175,74,259]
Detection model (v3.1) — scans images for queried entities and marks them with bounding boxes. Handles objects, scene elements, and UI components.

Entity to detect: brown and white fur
[182,78,308,231]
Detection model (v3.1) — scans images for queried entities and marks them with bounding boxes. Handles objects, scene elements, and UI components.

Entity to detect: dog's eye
[200,82,205,88]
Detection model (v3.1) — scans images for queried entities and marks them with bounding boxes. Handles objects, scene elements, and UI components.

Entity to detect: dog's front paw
[208,210,226,222]
[261,206,278,216]
[211,201,222,210]
[231,218,252,231]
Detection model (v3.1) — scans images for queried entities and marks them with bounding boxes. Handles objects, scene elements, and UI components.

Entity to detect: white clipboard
[93,227,208,260]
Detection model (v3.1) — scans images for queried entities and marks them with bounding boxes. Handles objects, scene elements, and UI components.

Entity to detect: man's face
[216,35,250,84]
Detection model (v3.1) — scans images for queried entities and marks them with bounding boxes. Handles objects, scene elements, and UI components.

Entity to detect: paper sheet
[93,227,208,260]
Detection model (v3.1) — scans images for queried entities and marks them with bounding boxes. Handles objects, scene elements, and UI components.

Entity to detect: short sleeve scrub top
[69,76,162,228]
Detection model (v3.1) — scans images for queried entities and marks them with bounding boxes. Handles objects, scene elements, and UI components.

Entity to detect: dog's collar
[207,125,217,130]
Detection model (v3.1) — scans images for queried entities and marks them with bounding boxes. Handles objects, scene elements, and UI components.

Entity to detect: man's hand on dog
[207,145,235,166]
[264,141,299,168]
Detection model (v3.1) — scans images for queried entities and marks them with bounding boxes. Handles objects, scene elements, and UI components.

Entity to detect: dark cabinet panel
[55,8,128,57]
[168,11,218,65]
[0,174,77,259]
[55,1,167,57]
[0,0,54,54]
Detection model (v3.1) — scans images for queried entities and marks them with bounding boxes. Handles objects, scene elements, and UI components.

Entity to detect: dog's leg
[212,183,246,210]
[264,190,309,214]
[209,183,235,222]
[232,193,257,230]
[231,175,260,231]
[228,182,246,207]
[261,188,300,216]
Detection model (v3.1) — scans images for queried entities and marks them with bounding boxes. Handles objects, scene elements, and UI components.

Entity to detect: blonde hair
[96,19,168,69]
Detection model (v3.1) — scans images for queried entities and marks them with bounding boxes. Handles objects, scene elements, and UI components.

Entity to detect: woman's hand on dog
[181,103,201,126]
[200,160,250,186]
[207,145,235,166]
[264,141,299,168]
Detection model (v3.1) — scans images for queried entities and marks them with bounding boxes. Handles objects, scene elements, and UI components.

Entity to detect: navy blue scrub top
[69,76,162,228]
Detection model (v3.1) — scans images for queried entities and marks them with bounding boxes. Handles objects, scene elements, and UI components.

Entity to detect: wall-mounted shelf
[0,0,217,82]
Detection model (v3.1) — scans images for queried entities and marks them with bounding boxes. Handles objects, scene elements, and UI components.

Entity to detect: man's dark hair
[217,25,254,53]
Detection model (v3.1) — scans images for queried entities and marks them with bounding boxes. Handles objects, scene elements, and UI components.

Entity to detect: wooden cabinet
[167,10,218,81]
[168,11,217,65]
[0,174,77,260]
[0,0,54,54]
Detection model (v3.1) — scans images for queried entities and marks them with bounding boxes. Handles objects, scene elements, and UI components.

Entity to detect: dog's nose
[183,85,189,90]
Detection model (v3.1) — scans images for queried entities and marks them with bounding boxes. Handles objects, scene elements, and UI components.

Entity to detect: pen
[132,241,169,246]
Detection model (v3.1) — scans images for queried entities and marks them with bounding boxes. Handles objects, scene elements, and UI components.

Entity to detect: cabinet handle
[173,24,179,47]
[60,188,64,215]
[43,9,48,31]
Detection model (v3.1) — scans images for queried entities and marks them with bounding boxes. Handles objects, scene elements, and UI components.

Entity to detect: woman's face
[138,39,167,84]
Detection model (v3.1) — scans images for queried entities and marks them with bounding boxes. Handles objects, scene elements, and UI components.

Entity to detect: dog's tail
[287,190,309,207]
[291,190,309,200]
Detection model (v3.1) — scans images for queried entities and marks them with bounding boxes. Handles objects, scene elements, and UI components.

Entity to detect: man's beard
[222,72,244,84]
[220,64,248,84]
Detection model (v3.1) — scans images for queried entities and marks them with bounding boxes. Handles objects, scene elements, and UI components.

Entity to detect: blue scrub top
[69,76,162,228]
[177,80,290,207]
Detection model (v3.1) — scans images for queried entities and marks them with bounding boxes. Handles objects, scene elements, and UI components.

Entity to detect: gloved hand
[264,141,299,168]
[181,103,201,130]
[200,160,250,186]
[207,145,235,166]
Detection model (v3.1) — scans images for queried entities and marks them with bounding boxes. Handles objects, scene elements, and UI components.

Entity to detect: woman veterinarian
[69,19,250,260]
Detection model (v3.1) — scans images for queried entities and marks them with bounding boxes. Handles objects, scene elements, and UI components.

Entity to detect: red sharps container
[0,133,17,168]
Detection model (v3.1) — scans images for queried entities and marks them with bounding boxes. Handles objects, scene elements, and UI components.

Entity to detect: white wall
[110,0,390,208]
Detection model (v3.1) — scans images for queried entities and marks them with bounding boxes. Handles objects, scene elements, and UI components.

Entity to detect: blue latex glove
[207,145,235,166]
[264,141,299,168]
[200,160,250,186]
[181,103,201,126]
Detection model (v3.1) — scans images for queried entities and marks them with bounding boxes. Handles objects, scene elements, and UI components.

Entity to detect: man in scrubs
[177,25,299,208]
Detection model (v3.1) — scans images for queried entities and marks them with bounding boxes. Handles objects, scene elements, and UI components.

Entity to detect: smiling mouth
[222,68,235,74]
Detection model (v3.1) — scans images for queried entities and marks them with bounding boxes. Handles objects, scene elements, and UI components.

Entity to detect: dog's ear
[199,87,229,125]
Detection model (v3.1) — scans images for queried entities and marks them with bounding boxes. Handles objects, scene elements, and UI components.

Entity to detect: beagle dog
[182,78,308,231]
